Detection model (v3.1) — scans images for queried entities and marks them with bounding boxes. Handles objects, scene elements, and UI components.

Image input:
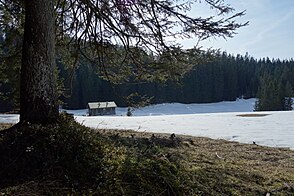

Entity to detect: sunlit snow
[1,98,293,149]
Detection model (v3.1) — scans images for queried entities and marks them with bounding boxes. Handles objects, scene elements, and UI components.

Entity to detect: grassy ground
[100,129,294,194]
[0,123,13,130]
[1,121,294,195]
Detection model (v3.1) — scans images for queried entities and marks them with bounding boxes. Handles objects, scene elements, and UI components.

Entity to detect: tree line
[0,0,247,123]
[1,48,293,112]
[60,52,294,109]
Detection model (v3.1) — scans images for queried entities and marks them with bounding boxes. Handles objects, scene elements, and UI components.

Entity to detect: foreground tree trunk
[20,0,58,123]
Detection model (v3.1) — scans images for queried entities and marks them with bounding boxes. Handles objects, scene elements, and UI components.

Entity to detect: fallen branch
[215,152,225,160]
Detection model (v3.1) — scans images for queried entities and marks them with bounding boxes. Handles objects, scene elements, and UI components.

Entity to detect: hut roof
[88,102,117,109]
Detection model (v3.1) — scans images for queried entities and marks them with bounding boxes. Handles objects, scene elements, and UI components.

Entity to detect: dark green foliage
[0,114,188,194]
[0,25,22,111]
[255,74,293,111]
[2,48,294,110]
[0,1,23,110]
[284,82,293,110]
[61,52,294,108]
[255,74,283,111]
[0,0,247,115]
[0,114,122,190]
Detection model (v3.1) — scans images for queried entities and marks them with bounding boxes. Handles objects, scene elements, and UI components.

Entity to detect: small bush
[0,114,186,195]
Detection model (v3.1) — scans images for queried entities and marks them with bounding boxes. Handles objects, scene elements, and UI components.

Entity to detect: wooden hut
[87,101,117,116]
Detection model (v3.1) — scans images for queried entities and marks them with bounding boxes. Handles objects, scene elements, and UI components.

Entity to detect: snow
[65,98,257,116]
[0,114,19,124]
[1,98,294,149]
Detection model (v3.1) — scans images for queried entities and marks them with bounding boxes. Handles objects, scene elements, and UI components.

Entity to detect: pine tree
[283,82,293,111]
[20,0,58,123]
[255,75,270,111]
[0,0,247,124]
[255,74,293,111]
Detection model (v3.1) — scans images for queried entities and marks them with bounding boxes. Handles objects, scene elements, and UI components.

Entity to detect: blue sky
[181,0,294,60]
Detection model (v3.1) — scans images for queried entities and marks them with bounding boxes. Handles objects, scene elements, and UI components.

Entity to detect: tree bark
[20,0,58,123]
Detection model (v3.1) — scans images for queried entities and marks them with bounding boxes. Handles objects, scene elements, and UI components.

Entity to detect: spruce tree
[283,82,293,111]
[255,74,293,111]
[0,0,247,124]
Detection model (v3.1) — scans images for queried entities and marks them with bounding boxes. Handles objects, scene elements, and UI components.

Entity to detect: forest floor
[1,122,294,195]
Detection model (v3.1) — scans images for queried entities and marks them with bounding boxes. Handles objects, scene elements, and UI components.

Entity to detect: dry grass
[100,129,294,194]
[0,123,13,131]
[1,123,294,194]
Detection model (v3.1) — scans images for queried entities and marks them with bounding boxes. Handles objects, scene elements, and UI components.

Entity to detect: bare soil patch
[237,113,270,117]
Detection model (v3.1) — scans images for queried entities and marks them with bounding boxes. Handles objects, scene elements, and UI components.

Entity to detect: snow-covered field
[65,98,257,116]
[1,98,294,149]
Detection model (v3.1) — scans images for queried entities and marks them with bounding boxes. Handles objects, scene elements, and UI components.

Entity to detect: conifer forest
[2,50,293,111]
